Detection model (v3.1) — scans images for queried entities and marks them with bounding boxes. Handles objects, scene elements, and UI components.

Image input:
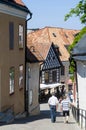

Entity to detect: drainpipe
[75,61,79,122]
[25,12,32,114]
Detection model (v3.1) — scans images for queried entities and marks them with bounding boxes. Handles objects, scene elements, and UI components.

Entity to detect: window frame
[19,24,24,49]
[52,70,57,82]
[45,71,49,83]
[61,66,65,75]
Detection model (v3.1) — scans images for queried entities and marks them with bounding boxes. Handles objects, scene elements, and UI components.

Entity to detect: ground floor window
[41,69,60,84]
[45,71,49,83]
[19,65,23,89]
[9,67,15,94]
[52,70,57,82]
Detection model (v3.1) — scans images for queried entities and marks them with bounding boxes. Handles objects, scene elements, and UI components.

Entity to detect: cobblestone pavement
[0,103,81,130]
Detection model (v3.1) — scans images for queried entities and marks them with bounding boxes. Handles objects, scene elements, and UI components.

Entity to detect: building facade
[26,46,43,115]
[0,0,31,115]
[27,27,79,89]
[72,34,86,129]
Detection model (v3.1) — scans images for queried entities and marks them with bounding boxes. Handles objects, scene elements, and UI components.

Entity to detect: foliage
[68,27,86,80]
[68,26,86,53]
[64,0,86,80]
[64,0,86,24]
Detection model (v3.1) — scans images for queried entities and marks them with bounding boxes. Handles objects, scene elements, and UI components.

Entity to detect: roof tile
[14,0,25,6]
[27,27,80,61]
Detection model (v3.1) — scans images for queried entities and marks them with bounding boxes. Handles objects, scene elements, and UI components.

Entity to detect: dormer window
[30,46,35,52]
[52,33,56,37]
[65,33,68,38]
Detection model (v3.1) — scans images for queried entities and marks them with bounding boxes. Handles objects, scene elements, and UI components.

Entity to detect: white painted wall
[26,63,40,115]
[77,61,86,110]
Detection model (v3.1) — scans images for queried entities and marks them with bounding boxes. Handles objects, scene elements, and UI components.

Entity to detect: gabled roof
[27,27,80,61]
[27,36,52,60]
[42,43,61,70]
[27,39,61,69]
[27,41,44,63]
[26,47,44,63]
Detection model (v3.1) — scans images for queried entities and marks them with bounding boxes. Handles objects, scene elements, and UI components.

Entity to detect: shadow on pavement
[13,110,61,124]
[0,109,63,126]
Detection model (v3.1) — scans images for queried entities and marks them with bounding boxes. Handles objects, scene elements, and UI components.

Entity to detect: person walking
[61,95,71,123]
[48,92,59,123]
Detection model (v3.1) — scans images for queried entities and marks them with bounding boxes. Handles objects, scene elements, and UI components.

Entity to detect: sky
[22,0,84,30]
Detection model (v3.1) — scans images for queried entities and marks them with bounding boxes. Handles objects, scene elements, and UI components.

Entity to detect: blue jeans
[50,105,56,122]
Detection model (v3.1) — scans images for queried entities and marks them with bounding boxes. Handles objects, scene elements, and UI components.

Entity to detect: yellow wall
[0,12,25,114]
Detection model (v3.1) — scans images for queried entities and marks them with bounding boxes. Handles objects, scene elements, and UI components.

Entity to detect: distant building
[27,27,79,89]
[26,32,62,114]
[26,45,43,115]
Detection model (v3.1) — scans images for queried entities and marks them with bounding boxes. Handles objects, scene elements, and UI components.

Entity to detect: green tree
[68,27,86,53]
[65,0,86,24]
[69,27,86,79]
[64,0,86,80]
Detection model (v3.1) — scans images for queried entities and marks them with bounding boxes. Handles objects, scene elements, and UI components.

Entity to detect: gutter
[0,1,30,13]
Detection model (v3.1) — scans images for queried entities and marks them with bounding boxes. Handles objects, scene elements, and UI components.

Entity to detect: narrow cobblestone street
[0,103,81,130]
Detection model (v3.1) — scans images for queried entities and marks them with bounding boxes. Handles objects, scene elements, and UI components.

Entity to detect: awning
[40,83,65,90]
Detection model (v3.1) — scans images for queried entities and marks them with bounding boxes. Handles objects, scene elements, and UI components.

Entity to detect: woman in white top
[61,95,71,123]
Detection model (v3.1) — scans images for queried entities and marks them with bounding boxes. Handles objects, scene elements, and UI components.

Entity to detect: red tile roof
[14,0,25,6]
[27,27,80,61]
[27,47,44,63]
[27,37,51,60]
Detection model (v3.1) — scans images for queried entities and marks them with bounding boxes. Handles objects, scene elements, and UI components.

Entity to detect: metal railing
[72,105,86,130]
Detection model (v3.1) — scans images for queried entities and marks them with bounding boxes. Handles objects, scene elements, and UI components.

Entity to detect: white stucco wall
[77,61,86,110]
[26,63,40,115]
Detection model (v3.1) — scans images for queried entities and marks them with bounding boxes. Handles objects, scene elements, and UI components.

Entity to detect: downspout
[25,12,32,114]
[75,61,79,122]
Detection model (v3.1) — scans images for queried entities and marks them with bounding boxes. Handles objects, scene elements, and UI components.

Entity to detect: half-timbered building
[40,43,61,84]
[27,27,79,90]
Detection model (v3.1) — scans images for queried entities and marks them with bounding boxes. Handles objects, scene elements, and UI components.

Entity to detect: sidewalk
[0,103,81,130]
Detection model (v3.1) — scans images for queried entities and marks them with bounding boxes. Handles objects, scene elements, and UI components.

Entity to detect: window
[61,66,65,75]
[29,90,33,105]
[9,67,15,94]
[45,71,49,83]
[65,33,68,38]
[28,67,31,78]
[9,22,14,49]
[19,65,23,88]
[52,33,57,37]
[52,70,57,82]
[19,25,24,49]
